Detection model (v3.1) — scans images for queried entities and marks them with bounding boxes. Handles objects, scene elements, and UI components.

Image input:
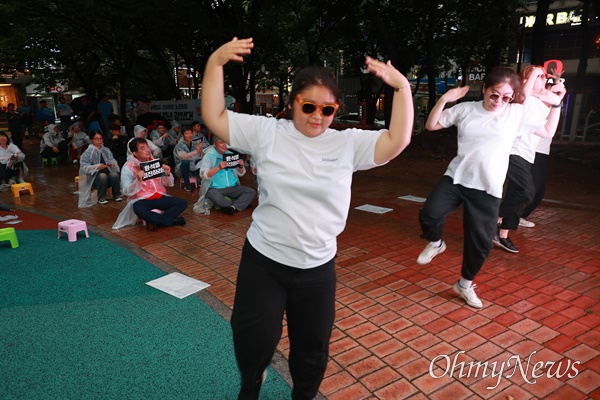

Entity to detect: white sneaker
[519,218,535,228]
[7,178,16,185]
[417,241,446,265]
[453,282,483,308]
[17,178,25,183]
[73,159,79,164]
[114,197,123,202]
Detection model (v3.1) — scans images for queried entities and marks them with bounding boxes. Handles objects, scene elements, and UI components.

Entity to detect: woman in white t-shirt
[201,37,413,400]
[417,66,547,309]
[494,66,566,253]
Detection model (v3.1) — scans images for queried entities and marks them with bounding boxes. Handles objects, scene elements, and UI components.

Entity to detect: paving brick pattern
[5,139,599,399]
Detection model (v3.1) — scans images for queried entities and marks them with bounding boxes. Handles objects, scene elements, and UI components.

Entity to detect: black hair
[89,130,103,141]
[0,130,12,145]
[129,137,147,153]
[281,66,341,119]
[483,66,523,103]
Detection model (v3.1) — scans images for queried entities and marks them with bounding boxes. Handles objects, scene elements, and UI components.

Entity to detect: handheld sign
[223,152,242,169]
[140,160,165,180]
[543,59,563,76]
[544,59,565,85]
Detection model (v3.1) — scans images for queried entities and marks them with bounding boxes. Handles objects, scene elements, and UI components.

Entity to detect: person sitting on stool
[40,124,69,162]
[112,138,187,231]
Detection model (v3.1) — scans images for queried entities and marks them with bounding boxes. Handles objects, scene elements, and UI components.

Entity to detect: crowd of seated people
[3,111,257,227]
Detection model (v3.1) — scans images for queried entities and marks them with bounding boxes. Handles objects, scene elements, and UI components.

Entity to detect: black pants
[231,240,336,400]
[92,171,121,200]
[499,155,535,230]
[41,142,69,162]
[522,152,548,219]
[132,196,187,226]
[0,162,23,184]
[419,176,500,281]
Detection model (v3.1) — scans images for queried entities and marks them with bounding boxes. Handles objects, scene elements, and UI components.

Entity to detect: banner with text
[149,100,202,125]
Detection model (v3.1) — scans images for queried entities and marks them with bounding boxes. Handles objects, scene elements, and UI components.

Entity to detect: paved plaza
[3,135,599,399]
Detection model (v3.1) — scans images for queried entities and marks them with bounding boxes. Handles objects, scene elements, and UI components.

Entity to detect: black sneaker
[172,216,186,226]
[493,236,519,253]
[221,206,236,215]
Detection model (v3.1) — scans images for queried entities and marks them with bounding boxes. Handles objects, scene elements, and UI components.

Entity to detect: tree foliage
[0,0,533,119]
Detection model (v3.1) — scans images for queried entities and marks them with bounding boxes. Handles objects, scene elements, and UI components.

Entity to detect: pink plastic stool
[180,176,198,189]
[58,219,89,242]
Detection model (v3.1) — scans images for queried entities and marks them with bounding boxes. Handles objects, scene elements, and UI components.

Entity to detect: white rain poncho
[78,144,120,208]
[112,154,175,229]
[0,143,28,178]
[126,125,162,159]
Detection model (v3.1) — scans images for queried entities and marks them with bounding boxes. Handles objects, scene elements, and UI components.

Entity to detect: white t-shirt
[228,111,384,269]
[536,136,552,155]
[439,100,546,198]
[510,97,551,163]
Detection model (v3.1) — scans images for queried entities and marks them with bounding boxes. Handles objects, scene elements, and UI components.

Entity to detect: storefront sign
[520,9,582,28]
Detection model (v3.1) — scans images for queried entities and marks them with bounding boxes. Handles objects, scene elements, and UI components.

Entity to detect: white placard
[146,272,210,299]
[398,195,427,203]
[355,204,393,214]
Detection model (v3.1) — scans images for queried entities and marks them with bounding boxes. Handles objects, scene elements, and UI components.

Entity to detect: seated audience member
[191,120,210,149]
[169,120,182,141]
[0,131,28,188]
[104,123,128,167]
[199,136,255,215]
[78,130,122,207]
[150,122,176,160]
[68,122,90,164]
[112,138,187,230]
[40,123,69,162]
[174,125,203,192]
[127,125,162,160]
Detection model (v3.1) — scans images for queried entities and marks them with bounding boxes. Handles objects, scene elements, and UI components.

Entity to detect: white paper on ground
[4,220,22,225]
[354,204,393,214]
[146,272,210,299]
[0,215,19,221]
[398,195,427,203]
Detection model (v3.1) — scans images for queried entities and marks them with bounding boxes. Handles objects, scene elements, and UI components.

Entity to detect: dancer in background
[418,66,547,309]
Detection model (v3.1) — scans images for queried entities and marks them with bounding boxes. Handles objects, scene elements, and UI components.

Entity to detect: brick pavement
[2,138,599,399]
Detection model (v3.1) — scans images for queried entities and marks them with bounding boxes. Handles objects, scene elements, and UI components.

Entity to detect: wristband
[552,101,563,108]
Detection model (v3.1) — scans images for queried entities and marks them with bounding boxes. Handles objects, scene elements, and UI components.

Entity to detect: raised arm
[364,57,413,164]
[201,37,254,145]
[534,83,567,138]
[424,86,470,131]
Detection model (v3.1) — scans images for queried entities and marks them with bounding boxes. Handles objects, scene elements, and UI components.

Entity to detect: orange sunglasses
[295,98,339,117]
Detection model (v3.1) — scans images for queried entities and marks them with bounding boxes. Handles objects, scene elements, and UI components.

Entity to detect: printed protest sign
[140,160,165,180]
[224,152,242,169]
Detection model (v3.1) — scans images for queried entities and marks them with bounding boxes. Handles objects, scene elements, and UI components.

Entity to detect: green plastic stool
[0,227,19,248]
[42,157,58,167]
